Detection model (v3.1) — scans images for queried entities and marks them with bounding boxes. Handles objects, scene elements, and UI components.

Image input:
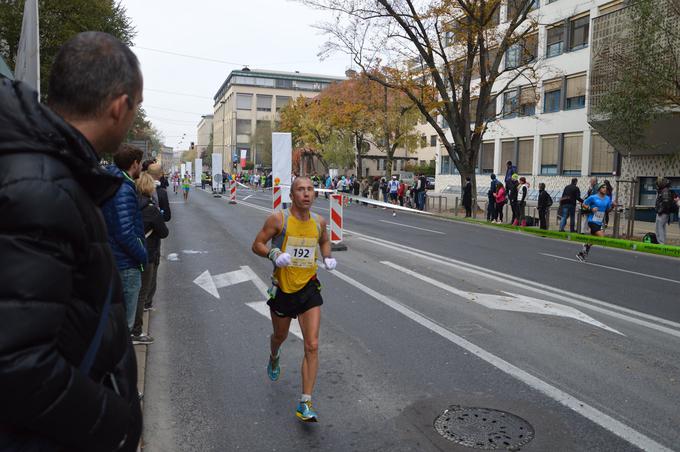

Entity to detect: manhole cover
[433,406,534,450]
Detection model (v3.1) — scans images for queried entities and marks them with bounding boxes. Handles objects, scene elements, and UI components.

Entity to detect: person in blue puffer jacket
[102,144,148,330]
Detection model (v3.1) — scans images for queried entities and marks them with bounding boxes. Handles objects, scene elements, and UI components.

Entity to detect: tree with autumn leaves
[303,0,540,200]
[279,72,420,177]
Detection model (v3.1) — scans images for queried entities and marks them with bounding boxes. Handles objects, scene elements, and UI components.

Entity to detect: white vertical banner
[186,162,192,181]
[272,133,292,202]
[211,153,223,191]
[194,158,202,186]
[180,163,186,177]
[15,0,40,98]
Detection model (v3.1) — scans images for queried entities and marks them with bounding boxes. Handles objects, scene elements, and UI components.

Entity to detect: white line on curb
[330,268,672,452]
[540,253,680,284]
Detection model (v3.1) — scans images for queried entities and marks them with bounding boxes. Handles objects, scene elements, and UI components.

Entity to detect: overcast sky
[120,0,351,150]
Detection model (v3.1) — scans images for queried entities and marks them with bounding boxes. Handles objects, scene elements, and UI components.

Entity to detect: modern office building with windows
[436,0,640,198]
[212,68,344,171]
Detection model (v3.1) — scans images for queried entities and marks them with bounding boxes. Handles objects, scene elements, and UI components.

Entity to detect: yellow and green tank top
[272,209,322,294]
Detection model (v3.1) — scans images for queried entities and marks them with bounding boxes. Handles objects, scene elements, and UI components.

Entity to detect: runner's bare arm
[252,213,283,258]
[318,216,331,259]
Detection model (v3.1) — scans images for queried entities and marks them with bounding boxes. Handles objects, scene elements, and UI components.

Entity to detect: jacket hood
[0,79,121,204]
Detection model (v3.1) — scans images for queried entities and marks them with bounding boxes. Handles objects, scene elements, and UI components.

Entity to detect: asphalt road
[142,187,680,452]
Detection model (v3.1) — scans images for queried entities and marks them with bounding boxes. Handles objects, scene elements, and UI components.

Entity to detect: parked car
[394,171,415,186]
[426,176,435,190]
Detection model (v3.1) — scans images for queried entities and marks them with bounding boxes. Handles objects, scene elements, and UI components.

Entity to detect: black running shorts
[588,222,603,234]
[267,277,323,319]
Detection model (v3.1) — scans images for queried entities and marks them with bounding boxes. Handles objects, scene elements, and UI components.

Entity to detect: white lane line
[236,199,680,337]
[382,261,621,334]
[378,220,445,235]
[242,194,254,201]
[540,253,680,285]
[330,268,672,452]
[347,231,680,338]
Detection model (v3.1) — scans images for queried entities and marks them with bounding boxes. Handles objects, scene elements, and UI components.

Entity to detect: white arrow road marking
[192,266,304,339]
[246,302,303,340]
[167,253,179,261]
[329,268,672,452]
[381,261,622,335]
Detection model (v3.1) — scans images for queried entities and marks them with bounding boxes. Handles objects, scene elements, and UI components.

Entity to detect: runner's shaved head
[291,176,313,191]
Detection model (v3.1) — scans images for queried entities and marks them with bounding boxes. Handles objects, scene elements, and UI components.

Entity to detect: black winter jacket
[0,80,141,451]
[139,194,170,263]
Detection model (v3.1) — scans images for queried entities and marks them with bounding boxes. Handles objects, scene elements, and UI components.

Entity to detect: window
[481,142,495,174]
[543,79,562,113]
[256,95,272,112]
[275,79,293,89]
[441,155,450,174]
[502,90,518,118]
[430,135,437,147]
[420,135,427,148]
[541,135,558,174]
[590,133,614,175]
[236,93,252,110]
[569,15,590,50]
[562,133,583,175]
[519,85,537,116]
[275,96,291,112]
[598,0,624,16]
[501,140,515,167]
[506,0,537,22]
[546,24,564,57]
[505,34,538,69]
[517,138,534,174]
[565,74,586,110]
[236,119,251,135]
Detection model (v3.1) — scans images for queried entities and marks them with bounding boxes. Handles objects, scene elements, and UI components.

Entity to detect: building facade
[436,0,634,199]
[212,68,344,172]
[196,115,213,157]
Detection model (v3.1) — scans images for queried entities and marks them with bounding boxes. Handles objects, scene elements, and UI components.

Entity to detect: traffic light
[190,142,195,151]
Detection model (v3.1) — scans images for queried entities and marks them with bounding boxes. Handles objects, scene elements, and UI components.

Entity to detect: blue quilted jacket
[102,165,148,270]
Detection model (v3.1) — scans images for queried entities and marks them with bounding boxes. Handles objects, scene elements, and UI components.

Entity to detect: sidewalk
[133,311,149,451]
[428,200,680,245]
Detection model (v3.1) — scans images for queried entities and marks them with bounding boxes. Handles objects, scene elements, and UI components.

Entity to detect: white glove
[275,253,292,267]
[324,257,337,271]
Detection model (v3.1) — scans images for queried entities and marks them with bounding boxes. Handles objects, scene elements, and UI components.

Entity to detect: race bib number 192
[285,236,317,268]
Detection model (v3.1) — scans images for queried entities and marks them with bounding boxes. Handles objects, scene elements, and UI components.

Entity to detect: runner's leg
[297,306,320,396]
[270,312,291,358]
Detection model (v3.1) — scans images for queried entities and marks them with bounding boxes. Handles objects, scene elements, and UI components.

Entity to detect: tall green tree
[0,0,136,102]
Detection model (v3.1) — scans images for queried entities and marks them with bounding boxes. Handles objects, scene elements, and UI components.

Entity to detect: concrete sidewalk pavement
[134,310,150,451]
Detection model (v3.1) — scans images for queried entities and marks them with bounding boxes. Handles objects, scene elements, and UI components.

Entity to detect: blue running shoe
[267,353,280,381]
[296,400,318,422]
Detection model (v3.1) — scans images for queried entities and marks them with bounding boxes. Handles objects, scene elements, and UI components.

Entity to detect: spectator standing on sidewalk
[508,174,519,224]
[0,32,142,451]
[537,183,553,230]
[103,145,148,330]
[516,177,530,226]
[504,160,517,187]
[493,182,506,223]
[397,178,406,206]
[655,177,675,244]
[487,174,498,221]
[417,173,428,210]
[462,176,472,217]
[371,176,380,207]
[148,162,171,222]
[559,178,582,232]
[132,173,169,344]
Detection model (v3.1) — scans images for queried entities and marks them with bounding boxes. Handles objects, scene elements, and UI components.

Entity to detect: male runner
[576,182,614,262]
[252,176,336,422]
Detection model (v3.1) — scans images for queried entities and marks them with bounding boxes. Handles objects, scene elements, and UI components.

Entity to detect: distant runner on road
[252,176,336,422]
[577,183,613,262]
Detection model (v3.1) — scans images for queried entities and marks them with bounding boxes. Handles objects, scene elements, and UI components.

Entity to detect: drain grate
[433,406,534,450]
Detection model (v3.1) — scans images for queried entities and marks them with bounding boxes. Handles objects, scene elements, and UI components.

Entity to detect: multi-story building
[436,0,643,199]
[212,68,344,171]
[196,115,213,157]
